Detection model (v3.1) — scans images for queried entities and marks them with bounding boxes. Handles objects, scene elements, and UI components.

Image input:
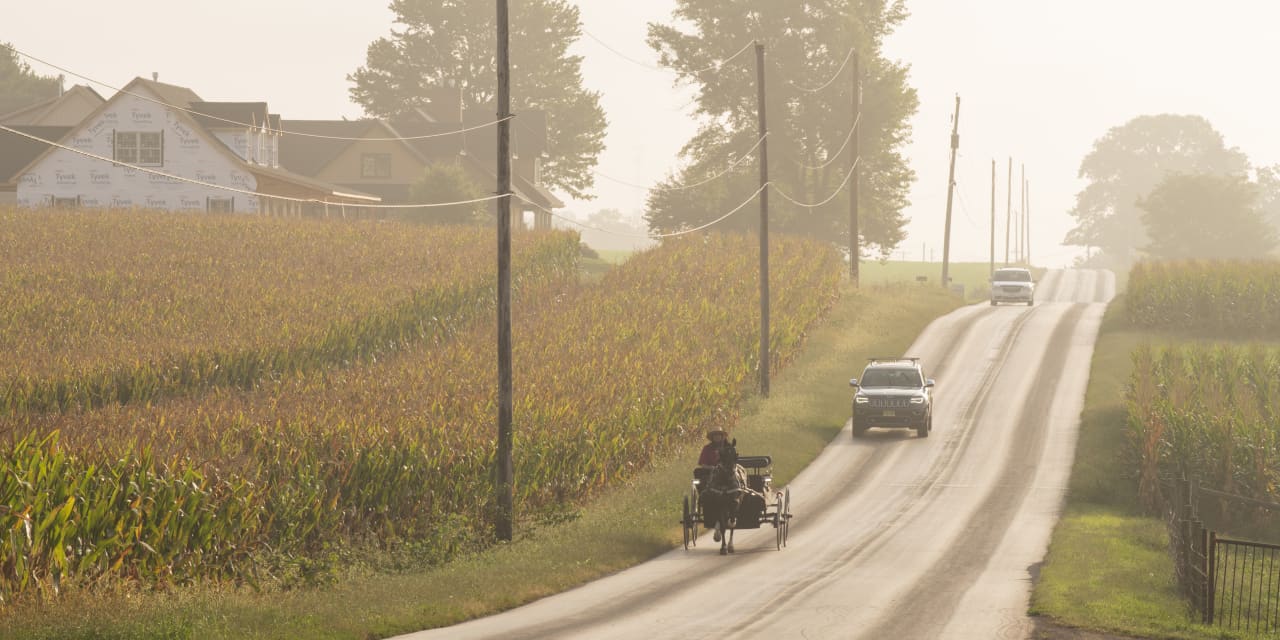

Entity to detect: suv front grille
[870,398,911,408]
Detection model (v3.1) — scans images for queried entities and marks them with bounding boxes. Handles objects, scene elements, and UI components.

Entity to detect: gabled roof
[0,85,106,126]
[248,163,380,202]
[277,119,421,176]
[0,125,72,185]
[190,101,271,130]
[11,77,379,205]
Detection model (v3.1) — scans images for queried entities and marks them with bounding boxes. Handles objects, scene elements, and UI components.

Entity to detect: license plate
[883,410,895,417]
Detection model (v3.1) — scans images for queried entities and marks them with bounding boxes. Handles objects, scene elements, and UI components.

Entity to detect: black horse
[700,438,748,555]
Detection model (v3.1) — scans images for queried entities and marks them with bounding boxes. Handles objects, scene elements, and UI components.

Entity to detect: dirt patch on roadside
[1033,617,1150,639]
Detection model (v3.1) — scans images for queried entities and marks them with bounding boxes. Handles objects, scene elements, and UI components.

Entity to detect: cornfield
[1126,260,1280,335]
[1127,343,1280,524]
[0,208,579,414]
[0,213,842,601]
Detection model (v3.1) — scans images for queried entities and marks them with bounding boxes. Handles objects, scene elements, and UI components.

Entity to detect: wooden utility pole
[990,159,996,278]
[1019,163,1026,264]
[1005,157,1012,265]
[494,0,514,542]
[848,51,860,285]
[940,94,960,289]
[1025,179,1032,265]
[755,42,771,397]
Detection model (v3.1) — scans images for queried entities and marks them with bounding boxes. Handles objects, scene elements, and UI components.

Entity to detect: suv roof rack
[867,356,920,364]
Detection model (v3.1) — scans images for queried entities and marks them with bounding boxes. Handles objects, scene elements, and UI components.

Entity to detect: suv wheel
[852,421,868,438]
[916,417,929,438]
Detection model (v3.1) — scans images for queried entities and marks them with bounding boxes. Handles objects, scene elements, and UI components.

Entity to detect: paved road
[396,269,1115,640]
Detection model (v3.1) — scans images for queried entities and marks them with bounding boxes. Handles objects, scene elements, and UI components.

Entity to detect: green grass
[1033,297,1279,640]
[858,260,1045,303]
[0,282,960,640]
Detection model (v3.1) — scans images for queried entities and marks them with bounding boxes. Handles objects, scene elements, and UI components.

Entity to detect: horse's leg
[727,525,735,554]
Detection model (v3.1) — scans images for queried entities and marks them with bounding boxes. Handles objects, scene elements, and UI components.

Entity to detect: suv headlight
[855,395,869,404]
[910,397,925,404]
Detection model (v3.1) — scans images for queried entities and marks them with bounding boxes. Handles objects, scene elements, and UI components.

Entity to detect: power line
[581,32,755,75]
[793,113,860,171]
[772,157,860,209]
[1,125,508,209]
[592,133,768,192]
[517,182,767,239]
[2,44,512,142]
[788,48,856,93]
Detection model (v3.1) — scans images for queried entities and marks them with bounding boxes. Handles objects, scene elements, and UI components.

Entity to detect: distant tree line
[1066,114,1279,266]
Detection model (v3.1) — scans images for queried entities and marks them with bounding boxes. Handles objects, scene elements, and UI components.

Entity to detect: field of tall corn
[0,214,842,602]
[1126,260,1280,335]
[0,208,578,415]
[1127,343,1280,523]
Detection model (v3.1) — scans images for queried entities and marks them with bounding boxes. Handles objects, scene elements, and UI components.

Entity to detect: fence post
[1204,527,1214,624]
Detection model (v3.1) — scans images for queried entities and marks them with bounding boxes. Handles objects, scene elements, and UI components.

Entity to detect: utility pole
[1005,157,1012,265]
[848,50,860,285]
[755,42,771,398]
[1019,163,1026,264]
[494,0,514,542]
[1025,179,1032,266]
[989,159,996,278]
[940,94,960,290]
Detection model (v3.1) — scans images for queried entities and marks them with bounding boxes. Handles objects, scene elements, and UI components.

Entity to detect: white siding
[16,92,260,213]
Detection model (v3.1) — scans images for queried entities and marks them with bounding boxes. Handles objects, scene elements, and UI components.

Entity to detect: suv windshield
[993,269,1031,282]
[860,367,923,388]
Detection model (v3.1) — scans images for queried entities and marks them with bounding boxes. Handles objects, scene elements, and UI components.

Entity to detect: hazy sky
[7,1,1280,267]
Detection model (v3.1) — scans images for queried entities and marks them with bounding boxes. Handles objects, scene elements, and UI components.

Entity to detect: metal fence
[1161,475,1280,633]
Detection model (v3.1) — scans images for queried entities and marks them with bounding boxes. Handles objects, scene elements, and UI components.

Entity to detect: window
[361,153,391,178]
[207,196,234,213]
[114,131,164,165]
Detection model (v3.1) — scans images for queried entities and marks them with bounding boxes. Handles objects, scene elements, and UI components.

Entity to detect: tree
[348,1,606,200]
[403,162,489,225]
[644,0,916,258]
[1256,164,1280,241]
[1064,114,1250,266]
[1139,173,1276,260]
[0,43,59,115]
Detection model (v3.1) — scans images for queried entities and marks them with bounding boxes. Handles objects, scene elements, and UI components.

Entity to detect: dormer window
[114,131,164,166]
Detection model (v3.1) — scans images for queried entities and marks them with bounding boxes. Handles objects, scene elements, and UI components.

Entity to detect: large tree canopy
[644,0,916,257]
[348,0,606,199]
[1139,173,1275,260]
[0,43,59,115]
[1065,114,1249,266]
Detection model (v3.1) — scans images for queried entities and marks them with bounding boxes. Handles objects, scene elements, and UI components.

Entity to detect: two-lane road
[398,269,1115,640]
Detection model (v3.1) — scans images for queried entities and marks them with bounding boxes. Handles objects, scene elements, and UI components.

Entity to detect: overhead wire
[787,47,856,93]
[517,182,767,239]
[2,43,512,142]
[592,133,768,192]
[772,157,860,209]
[793,113,860,171]
[581,32,756,75]
[0,125,508,209]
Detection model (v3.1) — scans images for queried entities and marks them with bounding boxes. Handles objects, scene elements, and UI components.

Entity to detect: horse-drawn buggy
[679,439,792,554]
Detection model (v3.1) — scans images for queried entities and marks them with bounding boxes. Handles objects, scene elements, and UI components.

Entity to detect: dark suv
[849,357,935,438]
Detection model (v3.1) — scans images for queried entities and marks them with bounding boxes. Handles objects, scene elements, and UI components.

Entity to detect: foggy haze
[6,1,1280,267]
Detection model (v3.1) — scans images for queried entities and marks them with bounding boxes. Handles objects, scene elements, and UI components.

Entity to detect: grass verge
[1032,298,1277,640]
[0,283,960,640]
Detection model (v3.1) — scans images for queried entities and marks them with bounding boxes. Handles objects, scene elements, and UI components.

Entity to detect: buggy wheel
[782,487,792,547]
[682,496,693,549]
[774,493,784,550]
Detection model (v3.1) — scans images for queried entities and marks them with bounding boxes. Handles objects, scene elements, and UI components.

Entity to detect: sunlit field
[0,211,842,606]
